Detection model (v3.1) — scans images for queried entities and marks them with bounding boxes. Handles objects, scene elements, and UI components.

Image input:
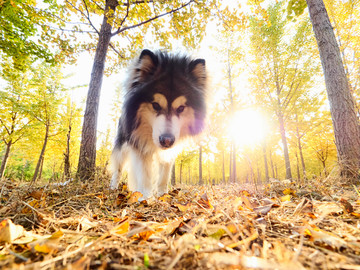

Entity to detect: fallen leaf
[283,188,296,196]
[339,198,354,213]
[254,204,273,215]
[315,202,343,216]
[112,220,130,235]
[280,194,292,202]
[0,219,25,243]
[29,189,44,200]
[128,191,143,204]
[198,192,213,209]
[138,230,155,241]
[241,196,254,210]
[301,227,347,250]
[158,194,172,203]
[174,202,191,212]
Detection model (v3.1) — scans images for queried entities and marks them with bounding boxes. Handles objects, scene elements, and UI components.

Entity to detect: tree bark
[64,123,71,180]
[179,161,183,184]
[278,111,292,179]
[77,0,119,181]
[232,143,236,183]
[171,163,175,186]
[0,141,12,178]
[262,142,269,182]
[306,0,360,179]
[222,150,225,183]
[199,145,203,185]
[32,124,49,184]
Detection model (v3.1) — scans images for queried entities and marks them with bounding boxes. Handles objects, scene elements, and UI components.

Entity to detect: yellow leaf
[49,230,64,240]
[112,221,130,235]
[158,194,172,203]
[175,202,191,212]
[280,195,291,202]
[283,188,296,196]
[34,243,53,254]
[138,230,155,241]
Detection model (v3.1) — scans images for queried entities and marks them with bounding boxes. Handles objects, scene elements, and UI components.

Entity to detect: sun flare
[227,109,268,147]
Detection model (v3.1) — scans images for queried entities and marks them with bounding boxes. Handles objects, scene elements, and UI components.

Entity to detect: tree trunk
[179,161,183,184]
[229,145,232,183]
[262,142,269,182]
[296,152,301,181]
[232,143,236,183]
[306,0,360,179]
[0,141,12,178]
[64,122,71,180]
[277,112,292,179]
[32,124,49,184]
[171,163,175,186]
[199,145,203,185]
[77,0,119,181]
[269,150,275,178]
[222,150,225,184]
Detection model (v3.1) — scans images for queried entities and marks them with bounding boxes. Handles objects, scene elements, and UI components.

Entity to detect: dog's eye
[176,105,185,114]
[152,102,161,112]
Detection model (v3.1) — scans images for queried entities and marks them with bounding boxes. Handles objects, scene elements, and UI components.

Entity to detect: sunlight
[227,109,268,147]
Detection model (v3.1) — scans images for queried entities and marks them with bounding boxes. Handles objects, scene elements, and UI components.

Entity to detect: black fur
[115,50,206,150]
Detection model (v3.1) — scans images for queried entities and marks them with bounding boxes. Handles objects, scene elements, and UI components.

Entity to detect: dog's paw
[110,177,119,190]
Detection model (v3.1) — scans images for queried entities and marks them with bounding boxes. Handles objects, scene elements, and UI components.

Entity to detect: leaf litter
[0,178,360,269]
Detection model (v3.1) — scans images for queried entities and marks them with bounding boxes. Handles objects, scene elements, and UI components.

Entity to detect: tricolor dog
[110,49,207,199]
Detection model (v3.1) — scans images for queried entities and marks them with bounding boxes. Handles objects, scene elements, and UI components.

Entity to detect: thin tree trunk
[199,145,203,185]
[64,123,71,180]
[171,163,175,186]
[278,112,292,179]
[295,114,306,179]
[262,142,269,182]
[32,124,49,184]
[232,143,236,183]
[188,166,190,185]
[0,141,12,178]
[306,0,360,179]
[222,150,225,184]
[77,0,119,181]
[269,150,275,178]
[296,152,301,181]
[229,145,232,183]
[179,161,183,184]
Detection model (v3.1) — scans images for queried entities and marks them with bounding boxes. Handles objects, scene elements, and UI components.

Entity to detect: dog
[110,49,207,199]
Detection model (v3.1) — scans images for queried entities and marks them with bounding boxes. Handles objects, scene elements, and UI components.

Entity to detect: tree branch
[111,0,194,37]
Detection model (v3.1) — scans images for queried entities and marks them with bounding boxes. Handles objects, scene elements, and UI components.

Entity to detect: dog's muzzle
[159,134,175,148]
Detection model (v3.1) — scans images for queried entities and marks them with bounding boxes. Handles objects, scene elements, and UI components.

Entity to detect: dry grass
[0,176,360,269]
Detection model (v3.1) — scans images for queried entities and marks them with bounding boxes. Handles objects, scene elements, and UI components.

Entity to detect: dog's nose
[159,134,175,148]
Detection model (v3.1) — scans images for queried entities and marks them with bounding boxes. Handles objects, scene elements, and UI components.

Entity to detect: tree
[0,0,74,68]
[248,1,319,179]
[30,64,66,183]
[305,0,360,179]
[0,59,33,178]
[67,0,215,180]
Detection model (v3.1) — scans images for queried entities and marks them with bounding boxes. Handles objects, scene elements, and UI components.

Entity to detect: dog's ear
[189,59,206,88]
[137,49,158,79]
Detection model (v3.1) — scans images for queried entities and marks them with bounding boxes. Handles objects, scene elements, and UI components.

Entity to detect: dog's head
[125,49,207,151]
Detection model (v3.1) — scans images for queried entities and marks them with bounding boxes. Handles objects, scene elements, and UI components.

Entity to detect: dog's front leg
[110,143,129,189]
[157,161,174,196]
[129,150,154,200]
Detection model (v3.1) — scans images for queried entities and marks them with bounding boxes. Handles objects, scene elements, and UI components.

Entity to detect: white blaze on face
[151,94,189,149]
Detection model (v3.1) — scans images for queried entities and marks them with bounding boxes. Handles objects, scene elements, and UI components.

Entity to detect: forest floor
[0,176,360,269]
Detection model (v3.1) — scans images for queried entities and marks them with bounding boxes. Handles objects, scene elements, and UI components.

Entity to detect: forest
[1,0,360,269]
